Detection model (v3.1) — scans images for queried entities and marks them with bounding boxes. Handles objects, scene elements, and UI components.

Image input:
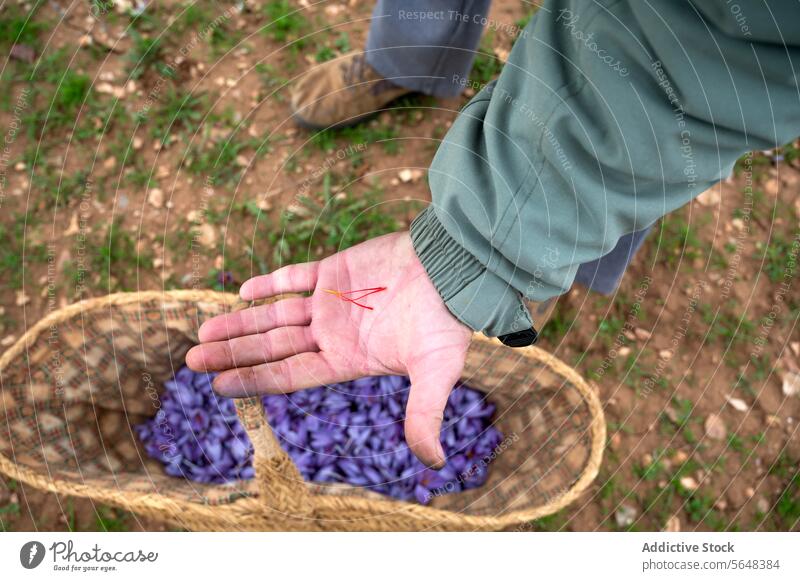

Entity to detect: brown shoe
[290,51,411,130]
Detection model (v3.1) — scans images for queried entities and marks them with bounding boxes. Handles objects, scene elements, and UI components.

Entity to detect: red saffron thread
[322,287,387,310]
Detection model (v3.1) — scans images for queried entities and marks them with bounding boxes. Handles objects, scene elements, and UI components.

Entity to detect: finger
[198,298,311,342]
[405,349,467,469]
[212,352,353,397]
[239,262,320,301]
[186,326,318,371]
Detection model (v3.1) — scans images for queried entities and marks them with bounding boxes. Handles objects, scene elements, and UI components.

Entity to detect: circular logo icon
[20,541,46,569]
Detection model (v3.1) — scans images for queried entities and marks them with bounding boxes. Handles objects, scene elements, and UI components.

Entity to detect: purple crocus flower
[137,366,505,502]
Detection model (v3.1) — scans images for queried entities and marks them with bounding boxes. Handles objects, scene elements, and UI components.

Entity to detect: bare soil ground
[1,0,798,531]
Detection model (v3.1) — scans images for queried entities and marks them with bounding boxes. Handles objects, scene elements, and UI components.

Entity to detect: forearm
[412,0,800,337]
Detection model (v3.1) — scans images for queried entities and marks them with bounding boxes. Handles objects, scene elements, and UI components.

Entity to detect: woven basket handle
[234,396,311,517]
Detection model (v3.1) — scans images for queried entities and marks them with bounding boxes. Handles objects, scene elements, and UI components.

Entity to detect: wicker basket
[0,290,604,531]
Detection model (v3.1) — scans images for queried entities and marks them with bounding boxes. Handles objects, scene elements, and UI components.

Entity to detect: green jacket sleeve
[410,0,800,337]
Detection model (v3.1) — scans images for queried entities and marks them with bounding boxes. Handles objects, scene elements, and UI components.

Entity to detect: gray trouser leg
[573,226,652,295]
[365,0,491,97]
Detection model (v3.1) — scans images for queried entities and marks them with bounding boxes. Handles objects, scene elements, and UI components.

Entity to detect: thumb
[404,349,467,469]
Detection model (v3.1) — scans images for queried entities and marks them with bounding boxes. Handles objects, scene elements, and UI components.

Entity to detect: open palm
[186,232,472,467]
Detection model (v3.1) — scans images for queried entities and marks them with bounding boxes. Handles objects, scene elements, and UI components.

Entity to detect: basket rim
[0,290,605,530]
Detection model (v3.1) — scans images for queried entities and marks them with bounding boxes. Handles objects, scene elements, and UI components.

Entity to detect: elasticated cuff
[409,207,533,337]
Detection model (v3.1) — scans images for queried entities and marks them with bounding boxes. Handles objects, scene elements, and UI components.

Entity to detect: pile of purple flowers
[135,367,255,483]
[136,367,503,504]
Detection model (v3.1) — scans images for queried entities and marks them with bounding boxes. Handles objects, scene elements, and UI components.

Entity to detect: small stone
[714,498,728,510]
[147,188,164,208]
[664,406,680,423]
[673,450,688,464]
[766,414,781,427]
[634,328,652,341]
[103,156,117,170]
[235,155,249,167]
[186,210,202,223]
[790,341,800,358]
[614,504,637,528]
[663,515,681,532]
[695,186,721,206]
[762,178,779,197]
[398,169,423,183]
[726,396,749,412]
[64,213,80,236]
[132,136,144,150]
[618,346,631,357]
[14,161,25,171]
[96,82,125,99]
[704,413,726,440]
[782,371,800,397]
[398,169,414,183]
[731,218,745,231]
[198,223,217,248]
[15,290,30,306]
[658,349,673,360]
[745,487,755,498]
[1,335,16,347]
[680,476,698,491]
[756,497,770,514]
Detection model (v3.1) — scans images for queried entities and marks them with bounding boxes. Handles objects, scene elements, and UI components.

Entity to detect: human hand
[185,232,472,468]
